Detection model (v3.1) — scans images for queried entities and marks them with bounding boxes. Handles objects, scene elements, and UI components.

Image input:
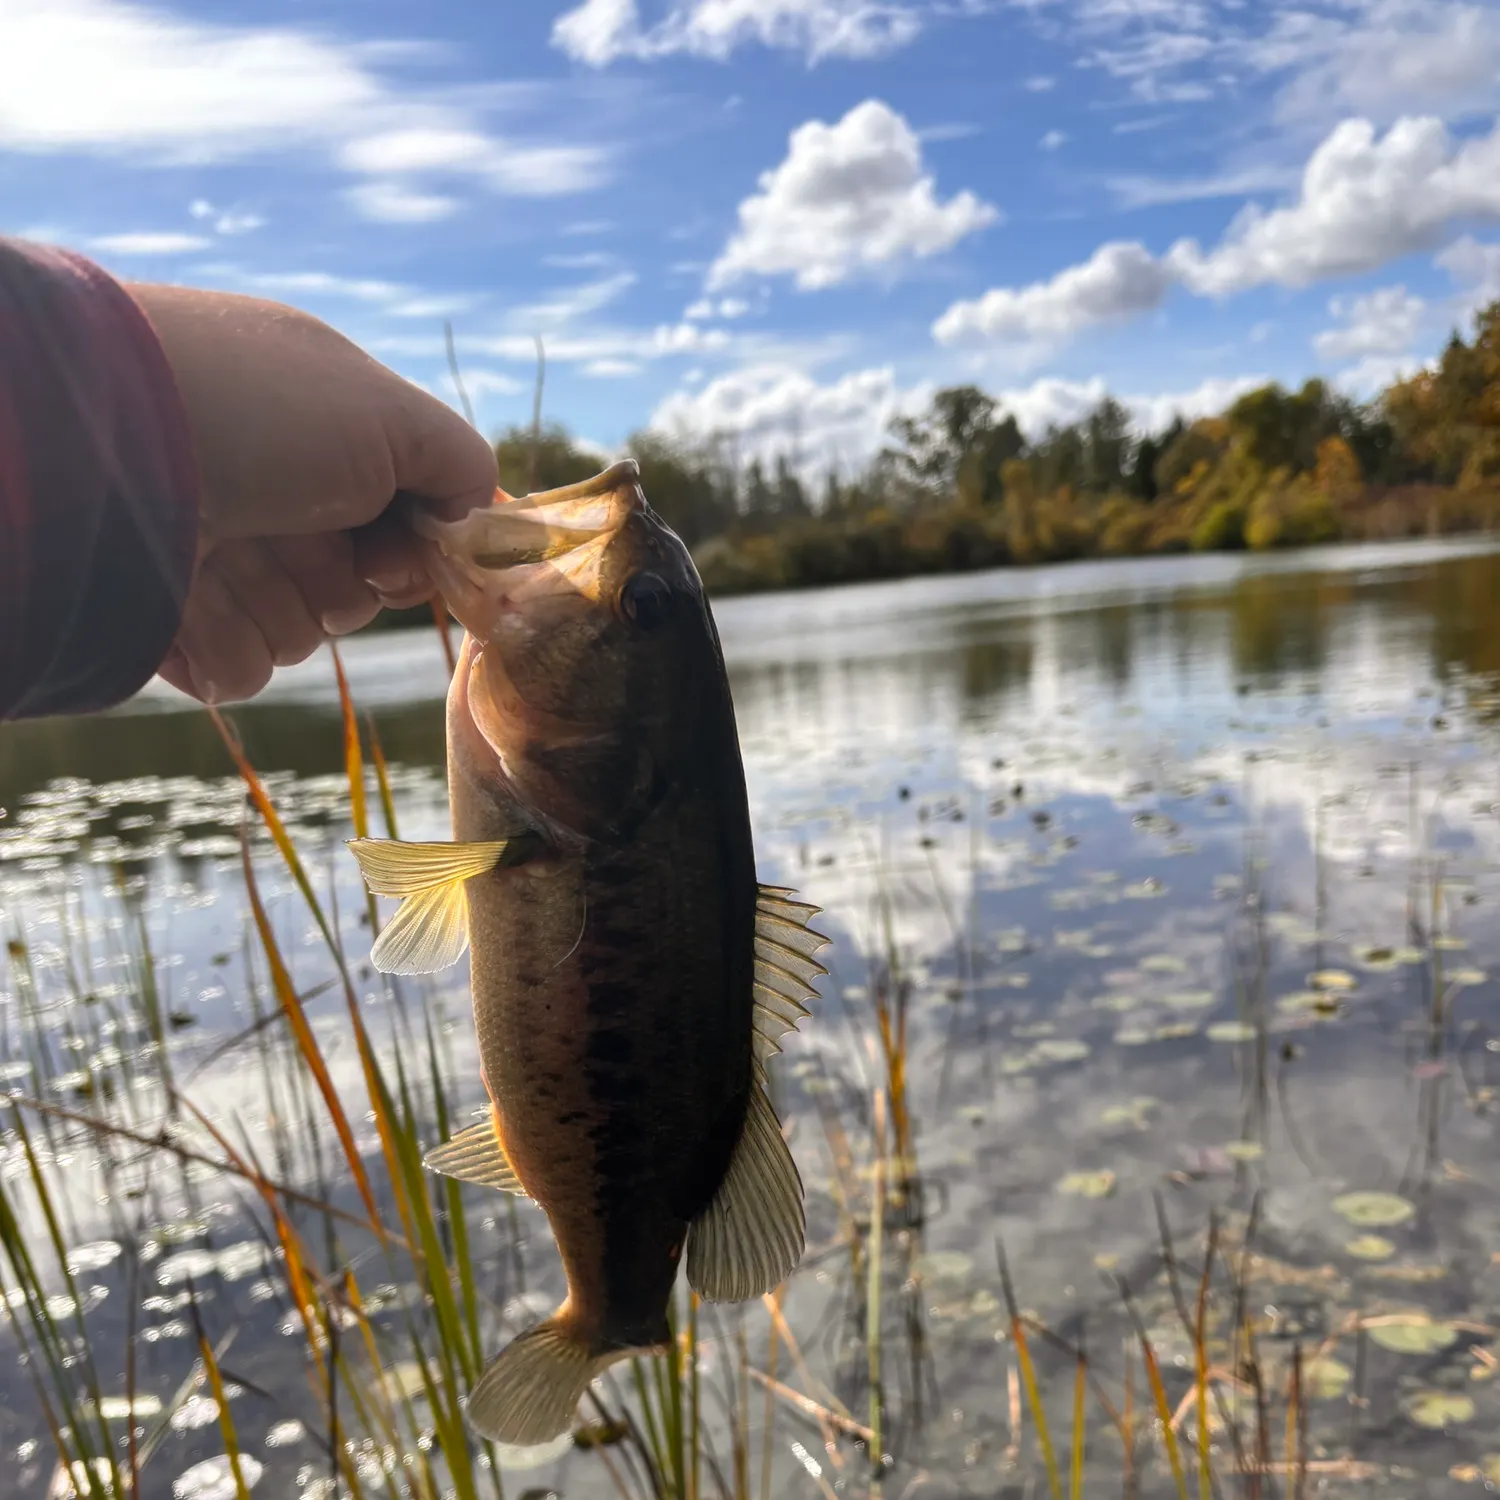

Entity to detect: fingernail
[322,608,371,635]
[190,667,219,705]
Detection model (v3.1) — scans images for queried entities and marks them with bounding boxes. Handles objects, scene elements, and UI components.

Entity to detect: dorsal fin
[753,884,828,1061]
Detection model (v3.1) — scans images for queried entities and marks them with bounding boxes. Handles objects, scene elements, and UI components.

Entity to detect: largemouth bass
[348,461,827,1446]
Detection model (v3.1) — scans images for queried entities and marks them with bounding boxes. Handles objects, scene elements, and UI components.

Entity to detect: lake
[5,535,1500,1498]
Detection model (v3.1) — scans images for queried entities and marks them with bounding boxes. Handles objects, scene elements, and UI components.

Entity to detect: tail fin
[466,1305,647,1447]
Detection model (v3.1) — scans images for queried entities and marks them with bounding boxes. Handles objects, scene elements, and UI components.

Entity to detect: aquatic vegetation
[6,541,1500,1493]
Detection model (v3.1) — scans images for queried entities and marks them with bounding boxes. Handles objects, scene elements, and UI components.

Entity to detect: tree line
[453,299,1500,599]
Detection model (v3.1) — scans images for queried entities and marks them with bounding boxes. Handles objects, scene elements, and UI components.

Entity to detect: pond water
[6,535,1500,1498]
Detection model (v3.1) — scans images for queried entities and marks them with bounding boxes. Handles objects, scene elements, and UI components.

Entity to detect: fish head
[413,461,721,842]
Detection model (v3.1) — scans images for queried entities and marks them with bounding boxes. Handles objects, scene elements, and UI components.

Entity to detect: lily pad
[1451,968,1488,987]
[914,1251,974,1284]
[1031,1038,1090,1064]
[1367,1319,1459,1354]
[1207,1021,1257,1043]
[1345,1235,1396,1261]
[1405,1390,1474,1428]
[1304,1357,1352,1400]
[1163,990,1216,1010]
[1141,954,1188,974]
[1059,1170,1117,1199]
[1309,969,1357,992]
[1333,1191,1415,1227]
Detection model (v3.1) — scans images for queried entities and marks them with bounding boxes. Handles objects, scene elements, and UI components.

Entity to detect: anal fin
[686,1080,805,1303]
[425,1115,526,1195]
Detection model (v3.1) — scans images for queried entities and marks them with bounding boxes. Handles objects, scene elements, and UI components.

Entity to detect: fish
[347,460,828,1447]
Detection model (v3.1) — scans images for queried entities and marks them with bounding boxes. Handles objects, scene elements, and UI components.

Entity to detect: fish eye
[617,572,673,630]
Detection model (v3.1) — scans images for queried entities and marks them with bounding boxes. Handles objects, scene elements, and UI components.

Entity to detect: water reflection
[6,535,1500,1495]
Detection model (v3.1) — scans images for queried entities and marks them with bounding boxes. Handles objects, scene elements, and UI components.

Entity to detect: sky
[5,0,1500,481]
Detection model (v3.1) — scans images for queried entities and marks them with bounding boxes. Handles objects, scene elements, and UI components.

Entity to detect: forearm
[0,237,199,721]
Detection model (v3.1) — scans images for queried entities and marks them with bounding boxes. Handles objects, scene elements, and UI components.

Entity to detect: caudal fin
[466,1307,646,1447]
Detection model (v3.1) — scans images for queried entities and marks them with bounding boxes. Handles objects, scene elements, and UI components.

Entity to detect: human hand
[127,284,496,704]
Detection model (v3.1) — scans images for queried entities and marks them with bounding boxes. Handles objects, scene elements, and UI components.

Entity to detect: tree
[494,421,600,496]
[1129,416,1184,501]
[1082,396,1133,493]
[625,430,735,547]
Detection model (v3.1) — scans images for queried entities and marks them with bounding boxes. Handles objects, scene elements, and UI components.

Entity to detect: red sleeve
[0,237,200,721]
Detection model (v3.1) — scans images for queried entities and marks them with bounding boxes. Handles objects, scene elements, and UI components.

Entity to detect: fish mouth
[406,461,646,635]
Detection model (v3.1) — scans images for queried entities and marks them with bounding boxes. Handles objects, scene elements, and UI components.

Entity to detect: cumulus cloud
[1168,116,1500,296]
[1312,286,1425,362]
[934,115,1500,353]
[647,364,1270,477]
[1438,234,1500,314]
[933,241,1174,348]
[707,100,996,291]
[650,363,931,475]
[1255,0,1500,127]
[552,0,924,67]
[0,0,608,220]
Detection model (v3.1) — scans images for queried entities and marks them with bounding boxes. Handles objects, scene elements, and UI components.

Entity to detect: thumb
[382,374,499,523]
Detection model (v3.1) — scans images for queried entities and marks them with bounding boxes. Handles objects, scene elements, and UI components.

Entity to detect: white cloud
[1255,1,1500,128]
[344,182,459,223]
[1040,130,1067,150]
[1125,374,1269,435]
[685,295,753,320]
[458,369,527,401]
[933,241,1174,348]
[653,322,732,352]
[1313,285,1425,361]
[187,199,264,234]
[0,0,607,216]
[552,0,924,66]
[87,230,211,254]
[1438,234,1500,313]
[985,374,1265,441]
[650,363,930,474]
[511,272,638,327]
[936,115,1500,355]
[646,363,1271,474]
[387,295,475,319]
[236,270,406,301]
[213,211,265,235]
[584,357,644,377]
[707,100,997,291]
[1168,116,1500,297]
[1333,353,1431,399]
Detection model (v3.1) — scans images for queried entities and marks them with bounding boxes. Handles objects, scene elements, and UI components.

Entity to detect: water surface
[6,536,1500,1497]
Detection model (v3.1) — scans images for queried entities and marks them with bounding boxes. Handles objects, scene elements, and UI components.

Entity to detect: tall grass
[0,644,1421,1498]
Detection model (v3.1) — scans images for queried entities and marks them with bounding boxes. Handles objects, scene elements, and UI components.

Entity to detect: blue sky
[5,0,1500,479]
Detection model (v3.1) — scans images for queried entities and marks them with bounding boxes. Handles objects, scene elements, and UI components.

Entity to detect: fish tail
[466,1303,641,1446]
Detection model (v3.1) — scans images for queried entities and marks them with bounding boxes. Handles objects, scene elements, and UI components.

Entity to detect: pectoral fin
[347,836,539,976]
[425,1116,525,1195]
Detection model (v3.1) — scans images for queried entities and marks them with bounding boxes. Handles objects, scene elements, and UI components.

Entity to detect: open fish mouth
[406,460,646,569]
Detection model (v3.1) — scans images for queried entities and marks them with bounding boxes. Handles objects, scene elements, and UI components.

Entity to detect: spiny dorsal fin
[753,883,828,1061]
[686,1079,805,1302]
[424,1115,526,1195]
[347,836,537,976]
